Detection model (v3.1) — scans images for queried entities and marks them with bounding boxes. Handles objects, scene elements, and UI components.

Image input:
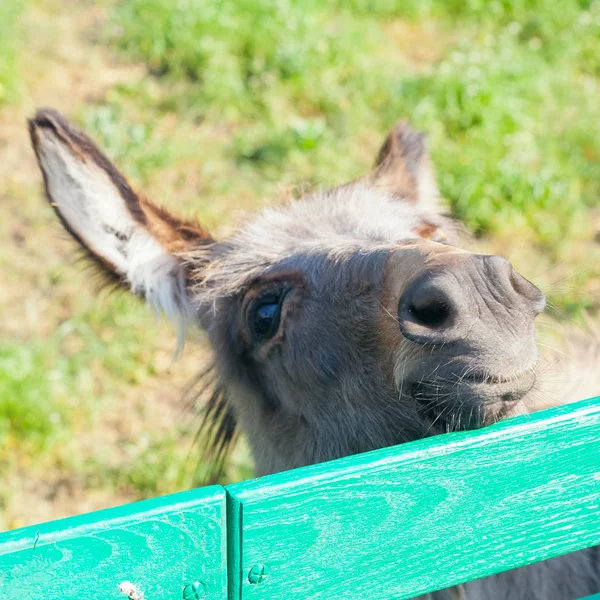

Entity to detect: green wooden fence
[1,396,599,600]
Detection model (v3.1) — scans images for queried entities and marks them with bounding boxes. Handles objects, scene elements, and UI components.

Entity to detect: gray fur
[184,143,599,600]
[184,142,599,600]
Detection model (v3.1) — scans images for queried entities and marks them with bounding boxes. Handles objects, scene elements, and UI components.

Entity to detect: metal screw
[248,563,269,584]
[182,582,206,599]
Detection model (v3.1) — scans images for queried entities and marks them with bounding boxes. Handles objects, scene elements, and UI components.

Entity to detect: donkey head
[30,110,545,476]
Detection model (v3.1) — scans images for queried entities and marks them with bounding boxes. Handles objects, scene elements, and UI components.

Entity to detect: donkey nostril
[408,295,451,328]
[398,272,461,343]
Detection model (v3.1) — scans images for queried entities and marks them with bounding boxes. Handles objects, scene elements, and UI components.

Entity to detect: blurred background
[1,0,599,530]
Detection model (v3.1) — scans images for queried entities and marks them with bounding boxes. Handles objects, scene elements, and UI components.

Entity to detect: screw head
[248,563,269,584]
[182,582,206,599]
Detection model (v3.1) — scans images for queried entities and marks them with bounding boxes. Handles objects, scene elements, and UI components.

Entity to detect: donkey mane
[185,362,238,483]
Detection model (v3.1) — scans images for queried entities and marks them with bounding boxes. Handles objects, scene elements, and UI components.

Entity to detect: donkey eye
[250,294,283,340]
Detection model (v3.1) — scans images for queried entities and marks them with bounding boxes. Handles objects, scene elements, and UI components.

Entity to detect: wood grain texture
[0,486,227,600]
[226,396,600,600]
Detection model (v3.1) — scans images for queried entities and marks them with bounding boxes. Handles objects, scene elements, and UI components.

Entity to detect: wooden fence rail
[1,396,599,600]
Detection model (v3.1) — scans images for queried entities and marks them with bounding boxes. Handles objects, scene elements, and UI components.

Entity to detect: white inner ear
[37,131,193,337]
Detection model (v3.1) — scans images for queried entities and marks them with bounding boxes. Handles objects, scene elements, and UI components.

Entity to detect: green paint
[0,486,227,600]
[226,489,243,600]
[1,398,599,599]
[226,396,600,599]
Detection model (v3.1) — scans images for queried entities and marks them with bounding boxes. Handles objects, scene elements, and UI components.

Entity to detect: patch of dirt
[0,2,145,338]
[384,19,454,72]
[0,4,144,188]
[0,1,215,529]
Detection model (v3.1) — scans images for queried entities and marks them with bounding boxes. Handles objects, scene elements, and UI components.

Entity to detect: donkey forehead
[196,185,439,298]
[243,186,427,251]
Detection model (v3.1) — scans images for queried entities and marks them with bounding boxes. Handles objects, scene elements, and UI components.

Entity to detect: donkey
[29,108,599,599]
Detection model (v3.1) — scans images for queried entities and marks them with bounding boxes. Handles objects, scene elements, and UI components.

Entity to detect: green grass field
[1,0,598,529]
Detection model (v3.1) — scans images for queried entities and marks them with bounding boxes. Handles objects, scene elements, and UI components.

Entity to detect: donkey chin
[408,368,538,433]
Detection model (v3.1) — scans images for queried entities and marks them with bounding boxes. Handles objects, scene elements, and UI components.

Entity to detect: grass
[0,0,598,528]
[110,0,600,250]
[0,0,24,105]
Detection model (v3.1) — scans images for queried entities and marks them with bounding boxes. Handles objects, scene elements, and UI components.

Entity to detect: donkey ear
[372,119,440,210]
[29,108,212,329]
